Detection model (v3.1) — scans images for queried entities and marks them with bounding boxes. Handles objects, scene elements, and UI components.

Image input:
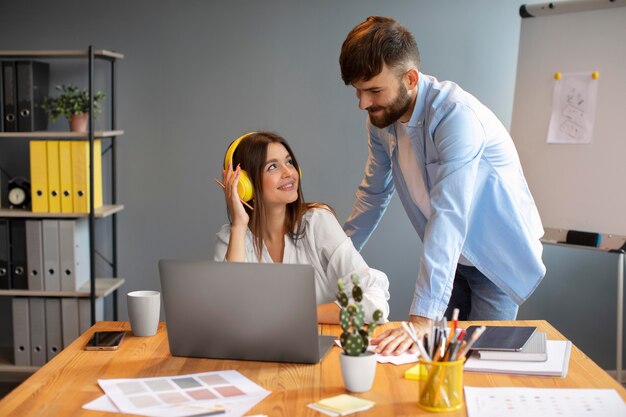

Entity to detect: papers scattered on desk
[334,340,419,365]
[465,386,626,417]
[308,394,375,416]
[82,370,270,417]
[464,340,571,377]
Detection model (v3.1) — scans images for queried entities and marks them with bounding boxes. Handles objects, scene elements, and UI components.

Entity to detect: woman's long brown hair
[229,131,332,260]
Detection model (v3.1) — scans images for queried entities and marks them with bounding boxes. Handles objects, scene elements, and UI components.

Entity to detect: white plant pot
[339,352,377,392]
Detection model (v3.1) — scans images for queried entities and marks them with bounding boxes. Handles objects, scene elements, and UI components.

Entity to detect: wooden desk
[0,320,624,416]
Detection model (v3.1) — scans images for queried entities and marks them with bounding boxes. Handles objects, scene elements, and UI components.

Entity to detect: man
[339,16,546,355]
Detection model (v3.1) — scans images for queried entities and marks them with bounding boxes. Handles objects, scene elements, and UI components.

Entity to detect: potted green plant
[42,84,106,132]
[337,273,383,392]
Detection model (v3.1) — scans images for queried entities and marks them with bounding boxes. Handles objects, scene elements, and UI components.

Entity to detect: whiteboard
[510,0,626,236]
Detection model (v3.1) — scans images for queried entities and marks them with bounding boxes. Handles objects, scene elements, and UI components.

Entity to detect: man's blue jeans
[444,264,519,321]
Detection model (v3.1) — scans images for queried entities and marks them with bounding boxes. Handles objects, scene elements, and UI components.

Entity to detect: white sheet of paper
[465,386,626,417]
[334,340,419,365]
[547,71,599,144]
[83,393,269,417]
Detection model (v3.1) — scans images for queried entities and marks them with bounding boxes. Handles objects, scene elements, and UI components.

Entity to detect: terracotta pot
[69,113,89,133]
[339,352,377,392]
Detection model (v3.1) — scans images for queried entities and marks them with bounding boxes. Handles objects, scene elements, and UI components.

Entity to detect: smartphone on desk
[85,331,125,351]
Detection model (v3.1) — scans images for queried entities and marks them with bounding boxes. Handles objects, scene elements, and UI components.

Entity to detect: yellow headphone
[224,132,256,202]
[224,131,303,202]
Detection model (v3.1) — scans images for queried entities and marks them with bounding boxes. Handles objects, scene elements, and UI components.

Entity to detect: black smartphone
[85,331,125,351]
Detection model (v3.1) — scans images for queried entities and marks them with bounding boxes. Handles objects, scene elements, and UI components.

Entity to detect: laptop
[159,260,335,364]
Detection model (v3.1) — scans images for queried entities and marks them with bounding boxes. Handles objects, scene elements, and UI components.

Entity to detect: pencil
[214,178,254,210]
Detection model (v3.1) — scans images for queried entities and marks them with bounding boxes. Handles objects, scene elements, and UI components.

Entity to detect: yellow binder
[46,141,61,213]
[58,141,73,213]
[71,140,103,213]
[30,141,48,212]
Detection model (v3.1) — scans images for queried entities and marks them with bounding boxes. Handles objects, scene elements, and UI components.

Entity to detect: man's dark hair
[340,16,420,85]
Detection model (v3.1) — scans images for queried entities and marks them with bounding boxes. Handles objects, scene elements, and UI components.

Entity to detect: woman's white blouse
[214,208,390,322]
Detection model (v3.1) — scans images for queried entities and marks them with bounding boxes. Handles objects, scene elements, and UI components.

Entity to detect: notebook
[159,260,334,364]
[464,339,572,377]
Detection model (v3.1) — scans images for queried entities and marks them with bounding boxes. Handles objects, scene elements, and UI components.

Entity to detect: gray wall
[0,0,529,324]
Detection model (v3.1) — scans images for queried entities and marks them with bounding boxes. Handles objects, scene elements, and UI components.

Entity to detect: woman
[214,131,390,324]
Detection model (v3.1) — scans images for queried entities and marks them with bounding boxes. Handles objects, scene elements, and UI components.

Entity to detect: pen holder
[418,359,464,412]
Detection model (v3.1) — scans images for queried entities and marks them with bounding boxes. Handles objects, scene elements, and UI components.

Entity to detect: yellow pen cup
[418,359,464,412]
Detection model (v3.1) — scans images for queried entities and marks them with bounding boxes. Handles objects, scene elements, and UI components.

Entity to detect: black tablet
[466,326,536,351]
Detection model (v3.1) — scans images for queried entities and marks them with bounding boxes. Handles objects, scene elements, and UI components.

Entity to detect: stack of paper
[82,370,270,417]
[465,340,571,377]
[308,394,375,416]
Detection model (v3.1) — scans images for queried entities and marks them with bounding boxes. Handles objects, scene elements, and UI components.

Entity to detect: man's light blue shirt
[344,73,546,320]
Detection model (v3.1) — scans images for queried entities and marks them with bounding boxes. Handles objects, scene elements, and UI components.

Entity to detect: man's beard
[367,84,412,128]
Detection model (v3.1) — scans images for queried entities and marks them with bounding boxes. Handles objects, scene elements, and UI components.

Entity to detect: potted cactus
[337,273,383,392]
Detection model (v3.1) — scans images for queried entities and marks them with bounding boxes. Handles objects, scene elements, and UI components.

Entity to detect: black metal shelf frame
[0,46,122,324]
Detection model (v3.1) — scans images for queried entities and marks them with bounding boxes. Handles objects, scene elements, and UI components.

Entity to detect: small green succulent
[337,273,383,356]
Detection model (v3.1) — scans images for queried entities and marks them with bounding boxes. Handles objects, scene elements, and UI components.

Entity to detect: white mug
[127,290,160,337]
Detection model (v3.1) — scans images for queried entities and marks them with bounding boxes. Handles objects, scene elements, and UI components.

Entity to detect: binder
[61,298,79,348]
[2,61,17,132]
[9,219,28,289]
[45,298,63,361]
[0,169,8,208]
[30,140,49,212]
[42,219,60,291]
[46,140,61,213]
[0,60,3,132]
[25,220,44,290]
[16,61,49,132]
[59,219,90,291]
[0,219,9,289]
[12,297,31,366]
[58,141,73,213]
[79,297,104,334]
[71,140,103,213]
[29,297,47,366]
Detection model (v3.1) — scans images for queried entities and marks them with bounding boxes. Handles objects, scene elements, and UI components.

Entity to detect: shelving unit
[0,47,124,373]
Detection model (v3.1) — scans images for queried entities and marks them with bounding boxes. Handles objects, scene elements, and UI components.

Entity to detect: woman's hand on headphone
[223,163,249,228]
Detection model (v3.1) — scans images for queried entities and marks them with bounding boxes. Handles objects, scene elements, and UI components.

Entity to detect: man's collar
[406,72,427,128]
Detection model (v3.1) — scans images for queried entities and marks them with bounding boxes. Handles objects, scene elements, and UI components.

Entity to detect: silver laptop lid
[159,260,331,364]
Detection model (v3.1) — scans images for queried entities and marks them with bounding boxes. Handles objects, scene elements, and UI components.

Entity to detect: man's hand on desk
[371,315,433,356]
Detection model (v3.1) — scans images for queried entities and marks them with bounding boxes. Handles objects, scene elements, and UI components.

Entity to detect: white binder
[59,219,90,292]
[61,298,79,348]
[41,220,60,291]
[25,220,44,291]
[29,297,47,366]
[44,298,63,361]
[78,297,104,334]
[12,297,30,366]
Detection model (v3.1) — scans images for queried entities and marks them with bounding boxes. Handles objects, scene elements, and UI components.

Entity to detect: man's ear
[405,68,419,90]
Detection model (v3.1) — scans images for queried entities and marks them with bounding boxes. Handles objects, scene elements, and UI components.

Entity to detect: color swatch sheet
[465,386,626,417]
[86,370,270,417]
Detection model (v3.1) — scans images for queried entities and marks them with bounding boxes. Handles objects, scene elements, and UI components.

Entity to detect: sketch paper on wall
[547,72,599,144]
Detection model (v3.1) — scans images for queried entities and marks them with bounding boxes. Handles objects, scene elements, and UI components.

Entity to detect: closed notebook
[465,339,572,377]
[477,332,547,362]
